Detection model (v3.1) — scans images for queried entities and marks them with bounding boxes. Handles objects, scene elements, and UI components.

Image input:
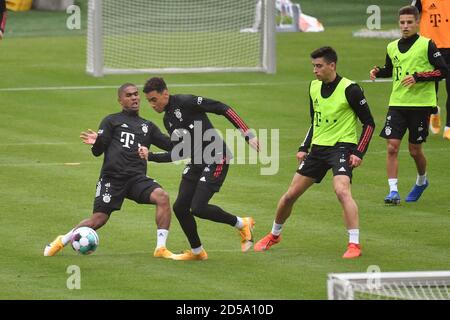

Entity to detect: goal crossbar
[87,0,276,77]
[328,271,450,300]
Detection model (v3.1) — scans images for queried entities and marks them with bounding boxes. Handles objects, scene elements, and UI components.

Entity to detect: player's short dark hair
[310,46,338,64]
[398,5,419,20]
[143,77,167,94]
[118,83,137,97]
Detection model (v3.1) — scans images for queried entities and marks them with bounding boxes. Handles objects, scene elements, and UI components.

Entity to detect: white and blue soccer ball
[71,227,99,255]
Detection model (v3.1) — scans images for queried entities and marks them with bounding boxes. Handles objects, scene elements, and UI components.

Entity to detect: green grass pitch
[0,1,448,299]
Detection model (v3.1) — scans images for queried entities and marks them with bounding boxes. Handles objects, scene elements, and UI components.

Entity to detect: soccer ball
[71,227,99,255]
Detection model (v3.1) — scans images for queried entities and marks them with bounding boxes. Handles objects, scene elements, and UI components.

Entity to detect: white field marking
[361,79,392,83]
[0,148,448,167]
[0,142,77,146]
[0,161,97,167]
[0,79,390,92]
[0,82,299,92]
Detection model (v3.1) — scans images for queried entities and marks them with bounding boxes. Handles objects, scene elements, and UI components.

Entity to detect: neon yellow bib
[310,77,358,146]
[387,36,436,107]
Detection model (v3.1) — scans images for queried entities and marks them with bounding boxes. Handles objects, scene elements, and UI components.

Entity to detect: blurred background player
[142,77,259,260]
[412,0,450,139]
[0,0,7,40]
[254,46,375,259]
[44,83,175,259]
[370,6,448,204]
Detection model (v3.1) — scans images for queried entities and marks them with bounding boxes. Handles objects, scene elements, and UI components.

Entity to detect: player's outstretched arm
[80,129,98,145]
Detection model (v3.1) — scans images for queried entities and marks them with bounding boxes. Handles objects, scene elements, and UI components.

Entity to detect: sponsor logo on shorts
[385,126,392,136]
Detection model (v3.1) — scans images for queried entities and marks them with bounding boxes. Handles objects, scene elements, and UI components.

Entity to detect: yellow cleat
[429,106,441,134]
[44,235,64,257]
[172,249,208,261]
[443,128,450,140]
[239,217,255,252]
[153,247,174,259]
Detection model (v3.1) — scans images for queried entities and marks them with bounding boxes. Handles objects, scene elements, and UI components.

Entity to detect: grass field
[0,1,448,300]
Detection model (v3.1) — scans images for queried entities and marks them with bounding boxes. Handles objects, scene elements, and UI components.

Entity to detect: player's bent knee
[387,144,399,155]
[191,204,208,219]
[408,146,423,158]
[173,200,190,216]
[335,188,352,202]
[283,192,299,205]
[151,188,170,205]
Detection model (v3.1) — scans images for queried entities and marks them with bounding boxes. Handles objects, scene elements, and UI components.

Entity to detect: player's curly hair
[143,77,167,94]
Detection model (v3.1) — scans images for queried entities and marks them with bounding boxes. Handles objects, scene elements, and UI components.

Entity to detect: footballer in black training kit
[44,83,175,260]
[141,77,260,260]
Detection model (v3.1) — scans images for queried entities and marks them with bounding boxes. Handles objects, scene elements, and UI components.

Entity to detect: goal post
[328,271,450,300]
[86,0,276,77]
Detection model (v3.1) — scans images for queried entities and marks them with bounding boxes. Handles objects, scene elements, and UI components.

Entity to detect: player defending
[370,5,448,204]
[44,83,175,259]
[255,47,375,259]
[142,77,260,260]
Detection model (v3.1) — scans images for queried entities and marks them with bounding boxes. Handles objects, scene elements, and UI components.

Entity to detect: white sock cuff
[348,229,360,244]
[156,229,169,248]
[62,229,75,246]
[235,217,244,229]
[388,178,398,192]
[271,221,283,236]
[416,173,427,186]
[192,246,203,254]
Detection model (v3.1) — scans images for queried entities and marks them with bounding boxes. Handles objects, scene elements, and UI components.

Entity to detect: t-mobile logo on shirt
[120,132,135,148]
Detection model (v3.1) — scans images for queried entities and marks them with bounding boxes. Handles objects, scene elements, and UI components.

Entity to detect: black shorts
[182,159,229,192]
[93,175,162,215]
[379,107,431,144]
[442,49,450,65]
[296,143,354,183]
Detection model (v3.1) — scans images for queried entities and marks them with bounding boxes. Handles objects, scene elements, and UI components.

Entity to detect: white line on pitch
[0,82,300,92]
[0,79,392,92]
[0,142,77,146]
[361,79,392,83]
[1,148,448,167]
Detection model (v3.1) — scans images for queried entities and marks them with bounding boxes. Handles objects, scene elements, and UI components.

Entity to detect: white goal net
[328,271,450,300]
[87,0,276,76]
